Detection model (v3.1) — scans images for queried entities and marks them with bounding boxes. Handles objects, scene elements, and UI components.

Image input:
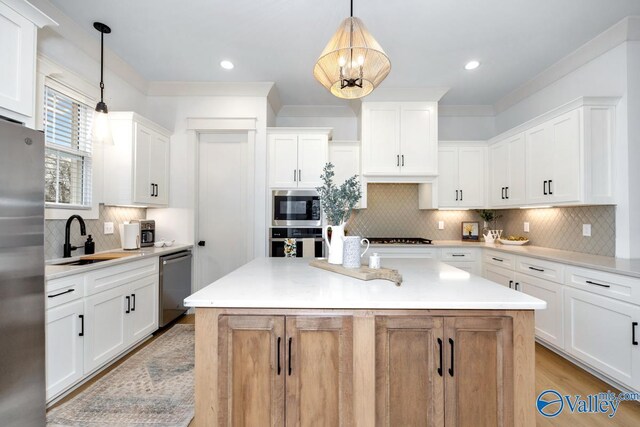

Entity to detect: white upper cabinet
[268,128,330,189]
[438,143,485,208]
[489,97,616,208]
[489,133,526,207]
[362,102,438,178]
[0,0,55,124]
[104,112,171,207]
[329,140,364,208]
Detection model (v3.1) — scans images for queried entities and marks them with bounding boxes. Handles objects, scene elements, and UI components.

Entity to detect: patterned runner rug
[47,324,194,427]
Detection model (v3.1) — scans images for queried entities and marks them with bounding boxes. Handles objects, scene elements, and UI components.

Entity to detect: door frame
[188,118,258,292]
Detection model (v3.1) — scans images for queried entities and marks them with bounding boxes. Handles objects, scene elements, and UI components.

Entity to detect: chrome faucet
[63,215,87,258]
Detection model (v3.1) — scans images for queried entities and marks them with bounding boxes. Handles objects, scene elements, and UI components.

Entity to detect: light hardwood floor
[50,316,639,426]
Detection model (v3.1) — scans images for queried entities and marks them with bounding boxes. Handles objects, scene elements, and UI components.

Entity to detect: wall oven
[269,228,324,258]
[272,190,322,227]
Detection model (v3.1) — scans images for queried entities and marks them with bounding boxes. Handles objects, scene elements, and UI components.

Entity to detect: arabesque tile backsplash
[45,205,146,260]
[346,184,615,257]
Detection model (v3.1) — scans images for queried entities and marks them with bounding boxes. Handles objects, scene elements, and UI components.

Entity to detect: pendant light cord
[99,31,104,102]
[350,0,353,17]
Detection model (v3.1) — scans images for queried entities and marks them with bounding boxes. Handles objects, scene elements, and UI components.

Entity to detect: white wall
[438,115,495,141]
[276,115,358,140]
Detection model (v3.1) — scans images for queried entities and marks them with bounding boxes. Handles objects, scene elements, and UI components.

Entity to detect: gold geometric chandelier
[313,0,391,99]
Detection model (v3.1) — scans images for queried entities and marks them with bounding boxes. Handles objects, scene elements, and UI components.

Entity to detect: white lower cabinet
[130,275,159,343]
[563,287,640,390]
[46,300,84,401]
[515,273,564,348]
[483,264,516,289]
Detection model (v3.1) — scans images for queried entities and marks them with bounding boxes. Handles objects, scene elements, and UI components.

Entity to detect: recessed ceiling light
[220,60,234,70]
[464,60,480,70]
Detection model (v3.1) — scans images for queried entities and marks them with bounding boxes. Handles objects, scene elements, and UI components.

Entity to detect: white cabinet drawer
[85,258,158,296]
[439,248,478,262]
[565,267,640,305]
[483,250,515,270]
[46,275,84,309]
[516,256,564,284]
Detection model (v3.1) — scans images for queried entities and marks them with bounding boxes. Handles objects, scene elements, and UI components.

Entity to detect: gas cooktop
[367,237,433,245]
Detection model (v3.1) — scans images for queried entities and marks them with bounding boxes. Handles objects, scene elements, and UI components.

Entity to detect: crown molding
[361,87,450,102]
[147,81,275,97]
[494,16,640,114]
[277,104,357,118]
[438,105,495,117]
[2,0,57,27]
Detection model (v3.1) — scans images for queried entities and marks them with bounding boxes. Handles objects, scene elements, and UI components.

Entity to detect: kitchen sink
[53,258,111,266]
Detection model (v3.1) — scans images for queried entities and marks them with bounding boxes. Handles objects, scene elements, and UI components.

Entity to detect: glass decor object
[313,0,391,99]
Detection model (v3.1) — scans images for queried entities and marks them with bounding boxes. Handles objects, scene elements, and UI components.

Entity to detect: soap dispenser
[84,235,95,255]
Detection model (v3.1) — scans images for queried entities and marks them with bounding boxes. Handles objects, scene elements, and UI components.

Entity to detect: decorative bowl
[498,238,529,246]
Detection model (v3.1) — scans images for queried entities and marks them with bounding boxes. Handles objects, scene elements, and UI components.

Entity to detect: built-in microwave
[272,190,322,227]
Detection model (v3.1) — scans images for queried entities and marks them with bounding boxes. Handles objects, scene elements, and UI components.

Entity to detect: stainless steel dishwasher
[159,250,192,327]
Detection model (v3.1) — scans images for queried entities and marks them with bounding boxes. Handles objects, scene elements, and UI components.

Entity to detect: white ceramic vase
[483,229,503,244]
[323,223,345,265]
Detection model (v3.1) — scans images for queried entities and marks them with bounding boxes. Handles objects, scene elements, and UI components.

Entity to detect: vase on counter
[483,229,502,244]
[323,223,345,264]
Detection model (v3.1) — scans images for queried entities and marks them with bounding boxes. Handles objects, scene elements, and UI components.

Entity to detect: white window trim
[38,56,102,220]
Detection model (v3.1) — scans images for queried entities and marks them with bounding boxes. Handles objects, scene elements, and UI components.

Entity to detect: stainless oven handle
[270,238,324,242]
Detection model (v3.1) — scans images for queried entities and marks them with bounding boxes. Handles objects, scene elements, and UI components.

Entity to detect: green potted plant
[316,163,362,264]
[476,209,503,243]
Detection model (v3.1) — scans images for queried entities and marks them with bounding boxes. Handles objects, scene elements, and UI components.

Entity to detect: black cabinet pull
[501,187,505,199]
[198,240,206,247]
[508,280,513,289]
[548,180,553,195]
[131,294,136,311]
[288,337,293,375]
[277,337,282,375]
[150,183,155,197]
[492,257,503,262]
[452,254,465,257]
[529,266,545,272]
[543,180,548,195]
[293,170,296,182]
[460,190,463,201]
[586,280,610,288]
[48,289,75,298]
[79,314,84,337]
[455,190,459,201]
[298,169,302,182]
[448,338,454,377]
[125,296,130,314]
[396,155,400,167]
[401,155,405,166]
[505,187,509,199]
[515,282,520,291]
[437,338,443,377]
[633,322,638,346]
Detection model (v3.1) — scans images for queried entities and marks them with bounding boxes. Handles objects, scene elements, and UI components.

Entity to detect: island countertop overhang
[184,258,547,310]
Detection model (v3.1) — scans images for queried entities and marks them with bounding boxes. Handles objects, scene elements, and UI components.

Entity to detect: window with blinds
[43,85,93,208]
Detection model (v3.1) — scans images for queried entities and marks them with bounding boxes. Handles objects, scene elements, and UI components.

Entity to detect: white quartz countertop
[184,257,546,310]
[371,240,640,279]
[45,244,193,280]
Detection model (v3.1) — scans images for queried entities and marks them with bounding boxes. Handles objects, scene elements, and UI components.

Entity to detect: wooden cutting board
[309,259,403,287]
[80,252,137,261]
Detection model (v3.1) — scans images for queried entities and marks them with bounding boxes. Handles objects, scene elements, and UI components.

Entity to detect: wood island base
[194,308,535,427]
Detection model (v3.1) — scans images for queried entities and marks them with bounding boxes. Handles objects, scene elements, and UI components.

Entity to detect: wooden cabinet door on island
[444,317,514,427]
[376,317,445,427]
[218,315,285,426]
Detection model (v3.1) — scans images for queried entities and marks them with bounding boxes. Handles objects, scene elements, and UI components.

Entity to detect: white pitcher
[323,224,345,264]
[342,236,370,269]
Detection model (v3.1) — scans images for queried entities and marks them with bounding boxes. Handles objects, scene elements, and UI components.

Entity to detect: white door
[149,132,170,205]
[269,134,299,187]
[198,133,251,290]
[550,109,581,203]
[437,147,459,207]
[133,123,153,204]
[516,273,563,348]
[129,275,159,343]
[483,264,515,288]
[525,123,554,204]
[362,103,401,175]
[489,141,509,206]
[46,300,84,401]
[458,147,484,208]
[400,103,437,175]
[563,287,640,390]
[506,134,527,206]
[297,134,328,188]
[84,286,128,373]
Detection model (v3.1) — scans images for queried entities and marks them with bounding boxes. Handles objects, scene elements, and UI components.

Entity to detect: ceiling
[48,0,640,107]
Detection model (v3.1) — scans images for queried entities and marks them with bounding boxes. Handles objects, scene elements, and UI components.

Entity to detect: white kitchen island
[186,258,545,427]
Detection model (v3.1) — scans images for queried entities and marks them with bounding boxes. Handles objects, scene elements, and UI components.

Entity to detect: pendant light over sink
[313,0,391,99]
[92,21,112,144]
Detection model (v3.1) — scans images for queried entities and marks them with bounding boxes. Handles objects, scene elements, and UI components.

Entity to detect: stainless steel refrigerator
[0,119,45,426]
